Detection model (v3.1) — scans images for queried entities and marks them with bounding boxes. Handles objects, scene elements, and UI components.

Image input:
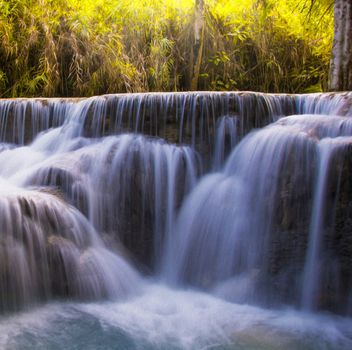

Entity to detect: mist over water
[1,285,352,350]
[0,92,351,349]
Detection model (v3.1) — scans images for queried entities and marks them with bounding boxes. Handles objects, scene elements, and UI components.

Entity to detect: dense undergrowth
[0,0,333,97]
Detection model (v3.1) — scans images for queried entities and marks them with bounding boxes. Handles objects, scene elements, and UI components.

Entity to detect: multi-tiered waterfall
[0,92,351,349]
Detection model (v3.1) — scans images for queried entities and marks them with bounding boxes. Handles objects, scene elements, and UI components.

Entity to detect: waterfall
[301,137,352,311]
[212,115,238,170]
[0,91,351,318]
[164,112,352,311]
[163,119,317,292]
[0,92,299,148]
[0,184,141,311]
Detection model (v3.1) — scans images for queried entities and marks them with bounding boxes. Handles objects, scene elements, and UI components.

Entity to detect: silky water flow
[0,92,351,349]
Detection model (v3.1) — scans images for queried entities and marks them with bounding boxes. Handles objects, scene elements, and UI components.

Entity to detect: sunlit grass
[0,0,333,97]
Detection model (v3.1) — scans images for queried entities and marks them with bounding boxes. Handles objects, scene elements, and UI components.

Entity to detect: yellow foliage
[0,0,333,96]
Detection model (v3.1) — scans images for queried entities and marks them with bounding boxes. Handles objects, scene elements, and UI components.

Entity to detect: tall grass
[0,0,333,97]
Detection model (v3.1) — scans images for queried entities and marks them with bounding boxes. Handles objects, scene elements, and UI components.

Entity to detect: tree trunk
[329,0,352,91]
[190,0,205,91]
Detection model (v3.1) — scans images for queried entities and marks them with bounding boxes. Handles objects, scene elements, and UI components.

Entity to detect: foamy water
[0,93,352,349]
[1,283,352,350]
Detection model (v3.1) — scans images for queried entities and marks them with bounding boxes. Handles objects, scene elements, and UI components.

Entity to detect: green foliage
[0,0,333,97]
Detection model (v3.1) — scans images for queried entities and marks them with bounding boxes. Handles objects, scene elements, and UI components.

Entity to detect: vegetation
[0,0,333,97]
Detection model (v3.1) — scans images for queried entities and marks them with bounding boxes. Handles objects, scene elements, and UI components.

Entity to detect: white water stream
[0,92,351,349]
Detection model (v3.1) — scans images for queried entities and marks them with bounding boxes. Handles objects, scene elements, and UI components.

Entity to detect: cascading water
[212,115,238,171]
[163,120,318,295]
[301,138,349,311]
[163,114,352,312]
[0,92,351,349]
